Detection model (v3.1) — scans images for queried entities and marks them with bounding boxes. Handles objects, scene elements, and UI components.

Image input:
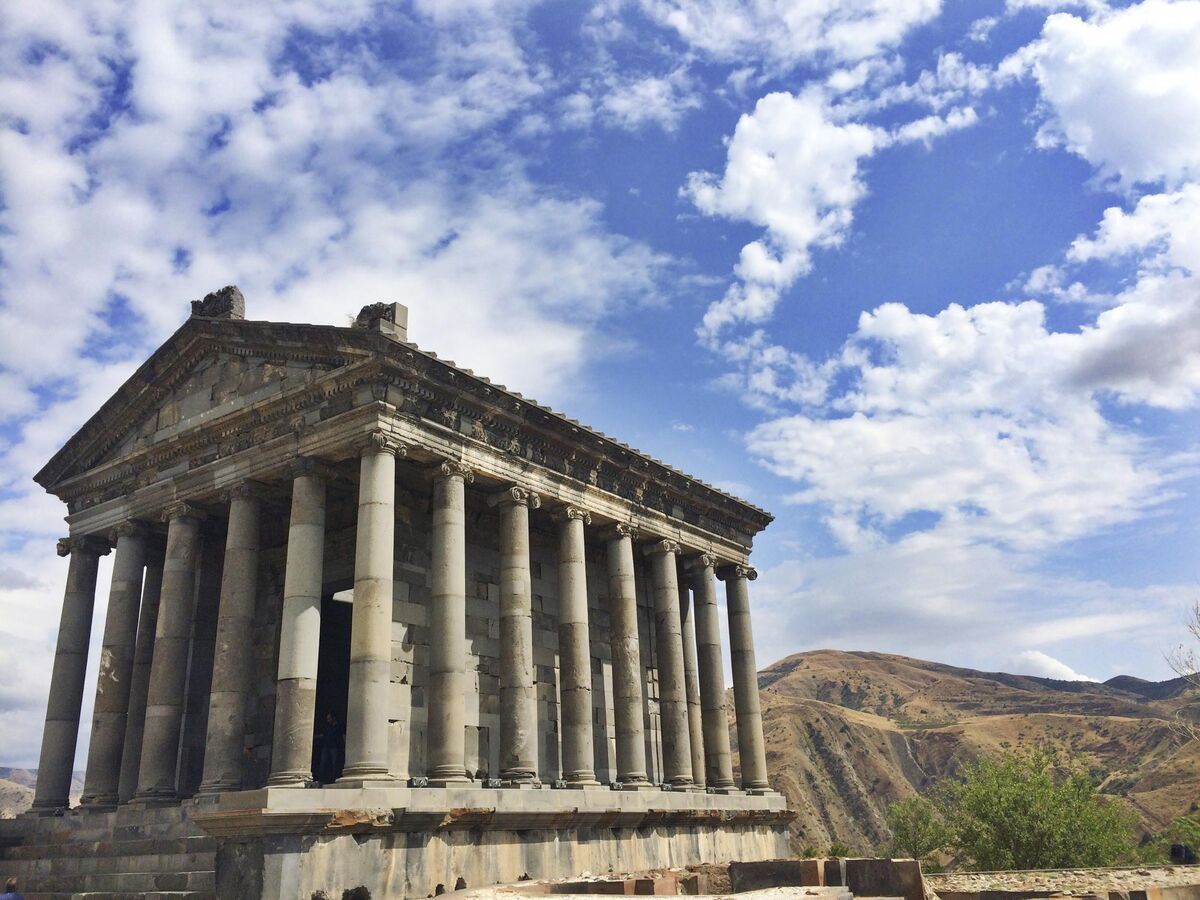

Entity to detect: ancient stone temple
[0,288,789,898]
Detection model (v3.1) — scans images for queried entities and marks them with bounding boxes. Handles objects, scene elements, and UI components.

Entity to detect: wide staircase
[0,801,216,899]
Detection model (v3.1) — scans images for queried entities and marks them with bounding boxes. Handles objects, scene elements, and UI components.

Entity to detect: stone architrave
[426,460,474,785]
[719,564,770,792]
[31,536,109,812]
[492,486,540,784]
[558,507,599,786]
[677,574,706,790]
[134,502,204,803]
[268,461,329,787]
[604,523,649,787]
[342,431,405,782]
[198,482,266,796]
[118,547,165,804]
[688,554,735,790]
[80,521,149,809]
[645,539,693,788]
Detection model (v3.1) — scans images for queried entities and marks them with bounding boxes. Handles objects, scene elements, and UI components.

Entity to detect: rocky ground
[927,866,1200,893]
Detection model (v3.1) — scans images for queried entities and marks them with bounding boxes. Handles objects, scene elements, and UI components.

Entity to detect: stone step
[24,892,214,900]
[2,835,217,860]
[5,851,214,877]
[11,870,214,895]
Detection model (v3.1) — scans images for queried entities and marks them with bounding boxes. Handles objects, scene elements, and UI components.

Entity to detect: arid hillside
[0,768,82,819]
[750,650,1200,853]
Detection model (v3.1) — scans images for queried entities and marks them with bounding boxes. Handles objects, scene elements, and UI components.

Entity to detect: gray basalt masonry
[12,289,789,898]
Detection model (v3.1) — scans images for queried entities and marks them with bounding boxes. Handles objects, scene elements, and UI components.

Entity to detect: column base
[743,786,777,796]
[128,787,181,807]
[76,794,119,811]
[335,770,400,788]
[611,781,657,792]
[195,779,241,799]
[500,780,543,790]
[265,772,316,789]
[426,776,472,787]
[705,786,743,795]
[24,802,69,817]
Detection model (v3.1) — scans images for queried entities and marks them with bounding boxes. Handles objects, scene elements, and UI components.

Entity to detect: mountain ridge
[754,649,1199,853]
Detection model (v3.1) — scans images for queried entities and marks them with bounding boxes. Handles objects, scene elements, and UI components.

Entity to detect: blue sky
[1,0,1198,767]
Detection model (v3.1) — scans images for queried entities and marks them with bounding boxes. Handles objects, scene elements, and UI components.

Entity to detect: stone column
[80,521,149,809]
[493,486,540,784]
[558,507,598,786]
[119,548,165,803]
[198,482,264,796]
[719,565,769,791]
[31,536,109,813]
[342,432,404,782]
[134,502,204,803]
[645,540,693,788]
[426,460,473,785]
[678,576,706,790]
[268,462,328,787]
[604,524,649,788]
[689,555,735,789]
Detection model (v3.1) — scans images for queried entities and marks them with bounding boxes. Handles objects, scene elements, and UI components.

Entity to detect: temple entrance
[313,593,352,783]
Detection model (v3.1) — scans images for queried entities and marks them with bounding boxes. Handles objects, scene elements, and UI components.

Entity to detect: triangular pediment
[36,318,380,490]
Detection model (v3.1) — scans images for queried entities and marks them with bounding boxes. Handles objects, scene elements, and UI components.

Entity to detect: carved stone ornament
[288,457,339,481]
[489,486,541,509]
[161,501,206,524]
[355,302,397,326]
[643,539,681,557]
[559,506,591,525]
[686,553,719,572]
[438,460,475,483]
[190,285,245,320]
[604,522,638,541]
[355,430,407,458]
[107,519,151,545]
[716,564,758,582]
[224,480,271,505]
[57,535,111,558]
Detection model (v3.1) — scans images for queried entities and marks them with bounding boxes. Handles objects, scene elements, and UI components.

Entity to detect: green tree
[938,748,1139,871]
[886,795,950,861]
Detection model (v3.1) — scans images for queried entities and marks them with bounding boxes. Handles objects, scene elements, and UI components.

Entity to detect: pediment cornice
[41,317,772,540]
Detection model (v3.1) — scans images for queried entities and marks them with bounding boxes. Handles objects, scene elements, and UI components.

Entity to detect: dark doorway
[313,595,352,783]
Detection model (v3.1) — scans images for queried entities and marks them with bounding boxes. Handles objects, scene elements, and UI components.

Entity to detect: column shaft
[134,505,203,803]
[558,508,597,785]
[678,579,706,789]
[268,468,327,786]
[342,433,402,781]
[426,461,472,784]
[646,540,693,787]
[496,488,539,783]
[198,485,263,795]
[119,553,164,803]
[605,526,648,785]
[691,556,735,788]
[80,523,148,808]
[32,537,108,812]
[722,566,769,790]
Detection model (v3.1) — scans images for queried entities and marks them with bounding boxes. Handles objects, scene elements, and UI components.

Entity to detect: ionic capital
[716,564,757,582]
[489,486,541,509]
[603,522,639,541]
[643,539,681,558]
[288,456,340,482]
[438,459,475,483]
[162,501,206,524]
[57,534,112,558]
[107,519,152,545]
[355,429,407,458]
[224,480,271,505]
[686,553,719,572]
[558,506,591,525]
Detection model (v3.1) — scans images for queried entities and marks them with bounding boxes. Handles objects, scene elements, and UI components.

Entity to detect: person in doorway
[1,876,25,900]
[316,710,344,783]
